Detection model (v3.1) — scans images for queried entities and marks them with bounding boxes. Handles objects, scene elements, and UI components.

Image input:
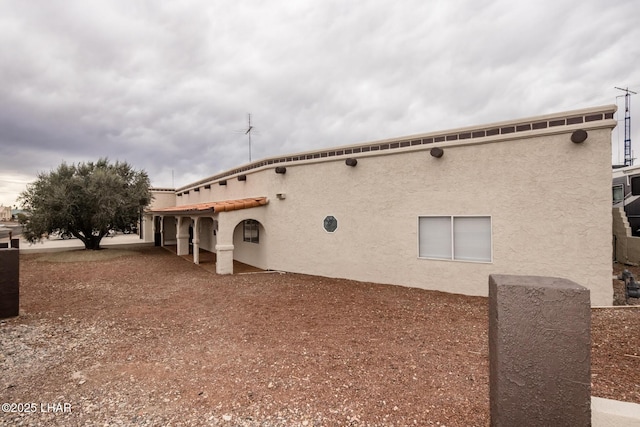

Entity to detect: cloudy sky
[1,0,638,207]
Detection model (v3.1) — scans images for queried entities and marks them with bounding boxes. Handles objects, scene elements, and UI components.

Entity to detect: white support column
[215,213,235,274]
[215,244,234,274]
[192,217,200,264]
[159,216,164,247]
[176,217,190,256]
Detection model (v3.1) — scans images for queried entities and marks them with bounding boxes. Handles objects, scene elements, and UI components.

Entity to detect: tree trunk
[83,235,102,250]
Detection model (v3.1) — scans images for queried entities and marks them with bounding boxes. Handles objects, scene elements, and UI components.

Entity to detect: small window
[323,215,338,233]
[632,176,640,196]
[419,216,492,262]
[613,184,624,204]
[243,220,259,243]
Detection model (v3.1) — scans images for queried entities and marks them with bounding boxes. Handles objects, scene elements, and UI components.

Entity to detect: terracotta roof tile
[153,197,268,214]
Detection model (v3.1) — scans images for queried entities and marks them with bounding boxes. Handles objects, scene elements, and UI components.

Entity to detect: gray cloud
[0,0,638,206]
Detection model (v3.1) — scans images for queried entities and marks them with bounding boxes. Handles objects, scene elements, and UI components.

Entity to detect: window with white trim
[419,216,492,262]
[243,219,259,243]
[613,184,624,204]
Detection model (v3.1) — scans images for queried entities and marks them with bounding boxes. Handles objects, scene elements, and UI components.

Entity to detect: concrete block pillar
[215,244,234,274]
[489,275,591,426]
[0,249,19,318]
[193,238,200,264]
[176,232,190,256]
[192,218,200,264]
[176,217,191,256]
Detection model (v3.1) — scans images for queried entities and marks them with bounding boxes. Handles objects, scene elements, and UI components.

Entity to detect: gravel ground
[0,247,638,426]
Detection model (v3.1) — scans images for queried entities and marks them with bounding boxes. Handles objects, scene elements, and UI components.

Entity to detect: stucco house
[144,105,617,306]
[0,205,12,221]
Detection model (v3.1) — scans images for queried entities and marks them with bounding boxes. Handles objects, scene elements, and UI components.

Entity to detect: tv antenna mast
[243,113,255,162]
[615,86,637,166]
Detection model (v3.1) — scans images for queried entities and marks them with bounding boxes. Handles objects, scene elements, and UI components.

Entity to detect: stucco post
[159,215,164,247]
[192,217,200,264]
[176,217,190,256]
[214,212,235,274]
[0,248,19,318]
[488,274,591,426]
[215,244,234,274]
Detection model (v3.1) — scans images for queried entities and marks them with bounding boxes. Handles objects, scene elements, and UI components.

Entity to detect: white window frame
[418,215,493,263]
[243,219,259,243]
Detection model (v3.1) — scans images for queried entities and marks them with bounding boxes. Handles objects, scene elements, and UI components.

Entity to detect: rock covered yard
[1,247,638,426]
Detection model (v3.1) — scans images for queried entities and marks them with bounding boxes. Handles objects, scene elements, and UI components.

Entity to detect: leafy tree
[19,159,152,250]
[16,212,29,224]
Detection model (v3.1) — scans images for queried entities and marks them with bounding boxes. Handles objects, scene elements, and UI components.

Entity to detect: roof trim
[178,105,617,192]
[152,197,268,215]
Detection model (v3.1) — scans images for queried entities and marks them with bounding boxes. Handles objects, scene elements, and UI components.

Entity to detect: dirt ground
[1,247,638,426]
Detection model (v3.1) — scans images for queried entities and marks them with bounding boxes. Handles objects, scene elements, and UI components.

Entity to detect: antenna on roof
[615,86,637,166]
[244,113,255,162]
[234,113,259,163]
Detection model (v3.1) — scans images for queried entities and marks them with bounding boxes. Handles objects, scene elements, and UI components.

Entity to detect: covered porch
[150,197,269,275]
[162,244,265,274]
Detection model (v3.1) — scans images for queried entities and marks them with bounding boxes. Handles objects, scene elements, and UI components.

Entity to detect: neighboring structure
[0,206,11,221]
[612,164,640,264]
[145,105,617,306]
[10,208,29,221]
[613,164,640,235]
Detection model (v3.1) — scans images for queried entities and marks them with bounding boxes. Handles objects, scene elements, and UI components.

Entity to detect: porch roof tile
[153,197,268,214]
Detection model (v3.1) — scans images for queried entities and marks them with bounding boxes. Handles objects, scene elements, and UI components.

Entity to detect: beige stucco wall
[262,130,612,305]
[149,190,177,210]
[142,189,177,243]
[168,106,615,306]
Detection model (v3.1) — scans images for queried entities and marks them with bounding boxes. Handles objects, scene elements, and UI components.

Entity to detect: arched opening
[176,217,192,256]
[162,216,177,245]
[191,217,217,270]
[153,216,162,246]
[232,218,267,271]
[197,217,217,252]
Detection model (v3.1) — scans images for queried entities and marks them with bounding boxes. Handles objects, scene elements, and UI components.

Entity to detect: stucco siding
[157,106,616,306]
[250,127,611,305]
[150,191,177,210]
